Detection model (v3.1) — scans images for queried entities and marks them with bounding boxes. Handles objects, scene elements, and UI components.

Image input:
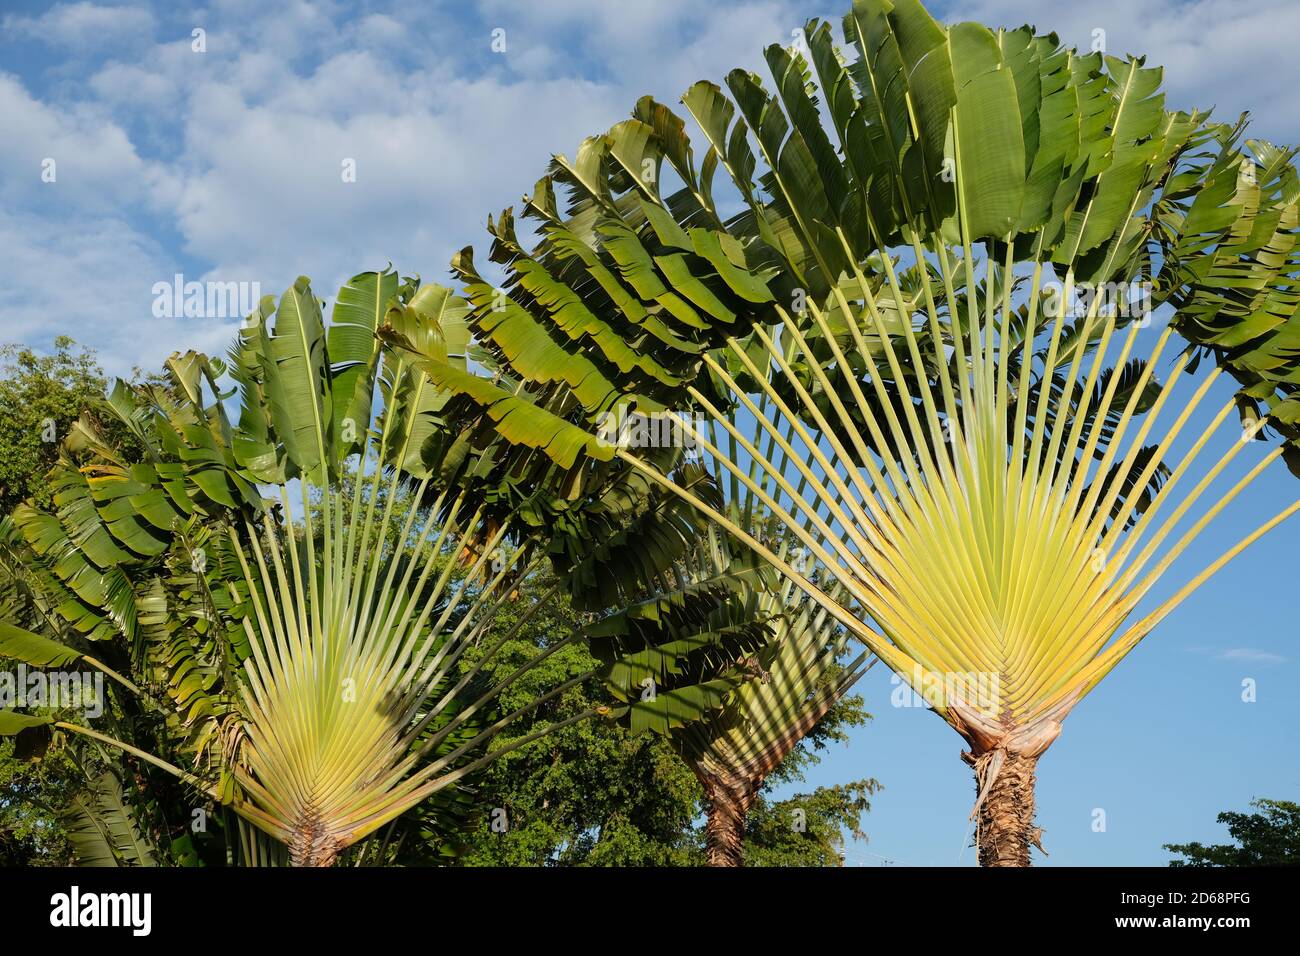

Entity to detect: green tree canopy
[1165,799,1300,867]
[0,337,111,515]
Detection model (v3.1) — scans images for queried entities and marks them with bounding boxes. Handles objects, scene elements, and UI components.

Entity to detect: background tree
[0,741,77,865]
[1165,799,1300,866]
[0,337,107,515]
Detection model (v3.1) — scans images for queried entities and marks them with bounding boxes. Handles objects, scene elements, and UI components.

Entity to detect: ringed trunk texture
[965,749,1042,867]
[698,774,757,867]
[288,810,342,867]
[691,688,845,866]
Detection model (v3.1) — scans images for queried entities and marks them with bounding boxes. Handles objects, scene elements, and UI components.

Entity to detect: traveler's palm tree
[0,271,628,865]
[680,599,868,868]
[660,536,870,868]
[588,386,876,867]
[590,491,872,866]
[413,0,1300,865]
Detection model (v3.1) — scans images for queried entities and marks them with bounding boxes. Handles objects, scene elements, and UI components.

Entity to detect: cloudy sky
[4,0,1300,373]
[2,0,1298,865]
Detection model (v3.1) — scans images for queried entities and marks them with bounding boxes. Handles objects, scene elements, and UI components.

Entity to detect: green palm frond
[63,770,158,867]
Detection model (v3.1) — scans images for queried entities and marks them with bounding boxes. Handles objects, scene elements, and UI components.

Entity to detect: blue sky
[1,0,1297,865]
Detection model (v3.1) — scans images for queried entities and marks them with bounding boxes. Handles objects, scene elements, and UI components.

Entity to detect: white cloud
[1217,648,1287,665]
[88,61,182,110]
[203,0,345,64]
[0,72,169,213]
[356,13,406,48]
[3,2,155,49]
[478,0,807,94]
[0,207,237,375]
[167,59,627,295]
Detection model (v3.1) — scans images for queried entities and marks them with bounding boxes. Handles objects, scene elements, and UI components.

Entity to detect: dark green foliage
[0,741,76,864]
[451,571,877,866]
[0,338,108,515]
[1165,798,1300,867]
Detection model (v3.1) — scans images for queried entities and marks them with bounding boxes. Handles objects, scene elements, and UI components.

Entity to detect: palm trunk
[290,844,339,866]
[698,773,755,867]
[288,810,341,867]
[691,688,846,867]
[966,749,1042,867]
